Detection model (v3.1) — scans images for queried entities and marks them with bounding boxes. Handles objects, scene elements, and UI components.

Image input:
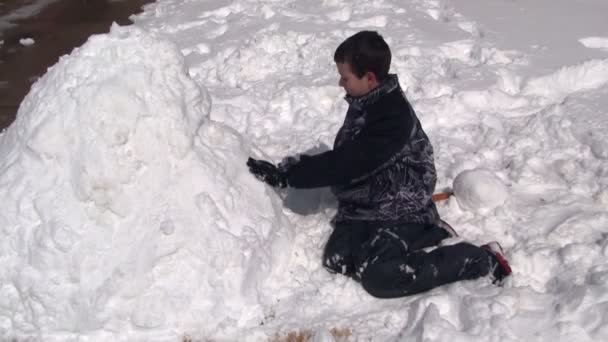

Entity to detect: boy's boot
[481,242,512,284]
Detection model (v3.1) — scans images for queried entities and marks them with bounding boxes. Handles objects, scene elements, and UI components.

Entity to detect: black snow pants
[322,220,491,298]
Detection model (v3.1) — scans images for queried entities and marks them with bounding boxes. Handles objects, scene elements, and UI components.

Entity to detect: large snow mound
[0,25,294,340]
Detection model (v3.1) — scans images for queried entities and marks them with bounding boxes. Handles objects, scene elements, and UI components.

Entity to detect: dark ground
[0,0,153,130]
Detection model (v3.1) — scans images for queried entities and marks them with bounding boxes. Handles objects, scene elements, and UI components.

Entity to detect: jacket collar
[345,74,400,106]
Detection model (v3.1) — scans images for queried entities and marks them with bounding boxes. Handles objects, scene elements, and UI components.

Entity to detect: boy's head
[334,31,391,97]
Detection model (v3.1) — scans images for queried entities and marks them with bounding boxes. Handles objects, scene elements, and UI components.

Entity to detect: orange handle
[432,191,453,202]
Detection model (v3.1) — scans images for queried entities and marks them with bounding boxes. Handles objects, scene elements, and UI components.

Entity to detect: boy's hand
[247,157,288,188]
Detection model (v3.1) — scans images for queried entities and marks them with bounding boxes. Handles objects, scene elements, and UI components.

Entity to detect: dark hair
[334,31,391,81]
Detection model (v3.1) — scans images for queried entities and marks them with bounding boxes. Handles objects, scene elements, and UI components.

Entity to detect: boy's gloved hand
[247,157,288,188]
[278,156,299,172]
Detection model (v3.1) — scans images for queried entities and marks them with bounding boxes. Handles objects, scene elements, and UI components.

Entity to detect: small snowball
[19,38,35,46]
[453,168,508,212]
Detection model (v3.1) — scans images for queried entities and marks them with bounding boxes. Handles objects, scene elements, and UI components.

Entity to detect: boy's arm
[286,110,414,188]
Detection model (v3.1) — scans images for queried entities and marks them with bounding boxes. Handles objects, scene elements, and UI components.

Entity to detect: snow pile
[0,25,294,340]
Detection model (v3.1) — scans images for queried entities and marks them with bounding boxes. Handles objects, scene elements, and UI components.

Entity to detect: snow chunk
[19,37,35,46]
[0,24,294,339]
[453,168,509,213]
[579,36,608,52]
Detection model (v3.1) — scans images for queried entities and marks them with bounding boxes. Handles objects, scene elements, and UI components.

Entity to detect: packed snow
[1,0,608,341]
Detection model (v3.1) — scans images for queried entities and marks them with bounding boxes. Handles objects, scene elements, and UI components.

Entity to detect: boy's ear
[366,71,379,87]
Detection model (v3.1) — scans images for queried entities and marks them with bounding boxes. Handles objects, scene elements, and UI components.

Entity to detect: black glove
[247,157,288,188]
[278,156,299,172]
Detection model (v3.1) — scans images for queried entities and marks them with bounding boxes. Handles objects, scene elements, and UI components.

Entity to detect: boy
[247,31,511,298]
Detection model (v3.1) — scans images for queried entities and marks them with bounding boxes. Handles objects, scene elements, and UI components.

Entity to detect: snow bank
[524,59,608,103]
[0,25,294,340]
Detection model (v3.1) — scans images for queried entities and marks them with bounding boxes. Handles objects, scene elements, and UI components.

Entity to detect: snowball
[453,168,509,212]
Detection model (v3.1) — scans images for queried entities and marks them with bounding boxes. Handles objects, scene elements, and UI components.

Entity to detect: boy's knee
[359,263,416,299]
[360,276,390,298]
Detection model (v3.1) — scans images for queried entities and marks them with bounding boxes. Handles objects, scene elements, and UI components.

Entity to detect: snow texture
[1,0,608,341]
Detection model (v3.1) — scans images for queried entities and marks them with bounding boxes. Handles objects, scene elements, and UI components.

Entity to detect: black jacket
[285,75,438,224]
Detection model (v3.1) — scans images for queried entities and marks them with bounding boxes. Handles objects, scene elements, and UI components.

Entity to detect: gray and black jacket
[284,74,439,224]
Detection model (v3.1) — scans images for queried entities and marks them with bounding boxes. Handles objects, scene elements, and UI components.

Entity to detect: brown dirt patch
[0,0,152,130]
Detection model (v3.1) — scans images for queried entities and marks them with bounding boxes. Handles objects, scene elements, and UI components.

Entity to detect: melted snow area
[1,0,608,341]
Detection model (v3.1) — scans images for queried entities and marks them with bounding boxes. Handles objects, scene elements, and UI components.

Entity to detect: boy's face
[336,62,378,97]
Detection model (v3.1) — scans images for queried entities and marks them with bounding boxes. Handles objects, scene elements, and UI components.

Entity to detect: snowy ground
[1,0,608,341]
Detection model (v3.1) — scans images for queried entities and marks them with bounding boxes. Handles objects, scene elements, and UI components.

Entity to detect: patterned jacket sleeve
[285,107,414,188]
